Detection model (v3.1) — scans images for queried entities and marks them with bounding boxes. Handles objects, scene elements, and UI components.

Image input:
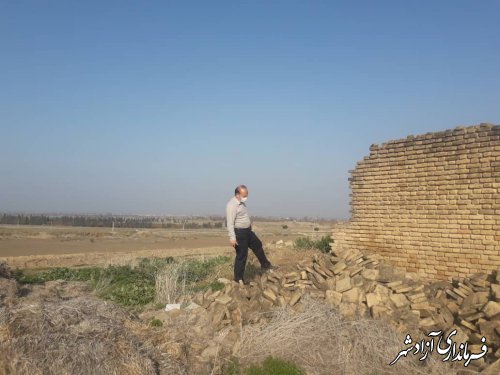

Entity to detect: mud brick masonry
[332,123,500,281]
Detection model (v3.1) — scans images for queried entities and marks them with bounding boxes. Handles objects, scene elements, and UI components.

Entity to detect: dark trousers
[234,227,271,281]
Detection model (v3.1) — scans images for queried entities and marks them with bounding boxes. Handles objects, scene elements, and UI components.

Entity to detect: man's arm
[226,202,237,242]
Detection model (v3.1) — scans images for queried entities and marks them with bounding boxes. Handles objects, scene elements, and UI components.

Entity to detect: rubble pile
[186,247,499,372]
[2,252,498,373]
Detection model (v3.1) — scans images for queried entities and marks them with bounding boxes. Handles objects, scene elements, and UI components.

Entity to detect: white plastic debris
[164,303,181,312]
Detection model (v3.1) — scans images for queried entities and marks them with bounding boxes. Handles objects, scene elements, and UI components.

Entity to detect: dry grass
[235,295,463,375]
[154,260,193,305]
[0,285,187,375]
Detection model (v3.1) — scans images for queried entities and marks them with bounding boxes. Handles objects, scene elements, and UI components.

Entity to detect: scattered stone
[289,291,302,306]
[331,261,347,275]
[361,269,379,281]
[371,305,391,319]
[262,288,277,302]
[365,293,380,308]
[491,284,500,300]
[390,293,410,309]
[335,277,352,293]
[215,295,232,305]
[343,287,360,304]
[184,302,202,310]
[459,319,478,332]
[175,246,500,374]
[483,301,500,319]
[325,290,342,306]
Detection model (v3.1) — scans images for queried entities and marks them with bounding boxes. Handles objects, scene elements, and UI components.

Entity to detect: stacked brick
[332,123,500,280]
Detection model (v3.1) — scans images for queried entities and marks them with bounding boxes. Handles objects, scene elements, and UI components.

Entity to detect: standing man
[226,184,277,284]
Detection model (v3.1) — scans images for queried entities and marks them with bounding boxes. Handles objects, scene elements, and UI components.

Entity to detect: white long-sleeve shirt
[226,196,251,241]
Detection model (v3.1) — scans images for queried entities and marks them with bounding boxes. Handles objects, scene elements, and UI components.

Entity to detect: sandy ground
[0,221,334,270]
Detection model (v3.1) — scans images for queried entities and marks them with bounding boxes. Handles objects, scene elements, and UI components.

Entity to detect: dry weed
[236,295,462,375]
[154,260,193,305]
[0,290,187,374]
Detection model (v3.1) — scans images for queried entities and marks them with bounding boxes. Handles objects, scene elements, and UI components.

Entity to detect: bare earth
[0,221,333,270]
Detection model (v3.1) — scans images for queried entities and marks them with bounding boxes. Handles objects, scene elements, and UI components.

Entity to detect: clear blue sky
[1,1,499,219]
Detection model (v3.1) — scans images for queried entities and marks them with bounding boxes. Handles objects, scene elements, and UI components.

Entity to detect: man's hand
[230,239,238,248]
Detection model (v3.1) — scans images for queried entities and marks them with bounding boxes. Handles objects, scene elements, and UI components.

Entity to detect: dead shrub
[154,260,193,305]
[236,295,461,375]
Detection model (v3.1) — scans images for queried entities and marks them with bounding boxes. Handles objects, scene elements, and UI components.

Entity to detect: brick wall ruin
[331,123,500,281]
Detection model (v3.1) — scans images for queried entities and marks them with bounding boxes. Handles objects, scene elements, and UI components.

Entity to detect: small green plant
[222,357,241,375]
[13,262,160,307]
[293,236,315,250]
[282,224,288,230]
[154,302,165,309]
[13,255,233,309]
[209,280,225,291]
[13,266,101,284]
[182,256,231,283]
[293,236,332,253]
[92,264,156,306]
[313,227,319,231]
[245,356,305,375]
[314,235,332,253]
[137,256,175,269]
[149,317,163,327]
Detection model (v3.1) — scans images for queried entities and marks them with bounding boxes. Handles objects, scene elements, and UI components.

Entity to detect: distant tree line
[0,213,224,229]
[0,213,339,229]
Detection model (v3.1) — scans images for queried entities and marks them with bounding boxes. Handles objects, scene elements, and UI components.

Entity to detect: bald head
[234,185,248,200]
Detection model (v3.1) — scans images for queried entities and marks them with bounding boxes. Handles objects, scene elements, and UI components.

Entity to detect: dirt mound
[0,276,186,375]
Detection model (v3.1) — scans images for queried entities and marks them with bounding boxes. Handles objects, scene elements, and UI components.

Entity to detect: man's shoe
[261,264,279,272]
